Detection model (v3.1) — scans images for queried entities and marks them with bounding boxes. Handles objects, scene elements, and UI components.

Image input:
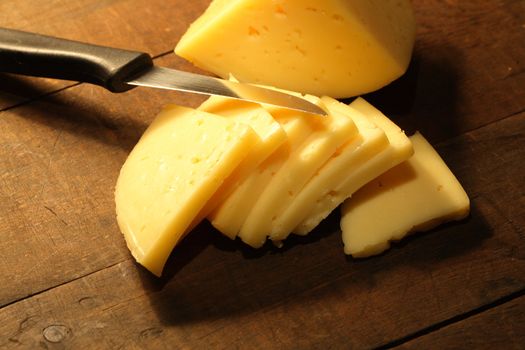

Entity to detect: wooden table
[1,1,524,349]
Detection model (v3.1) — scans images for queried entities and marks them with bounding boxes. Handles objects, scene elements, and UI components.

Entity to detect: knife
[0,28,326,116]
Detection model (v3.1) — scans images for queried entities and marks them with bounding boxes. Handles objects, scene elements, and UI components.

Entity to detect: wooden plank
[0,54,206,308]
[396,296,525,350]
[0,0,211,110]
[0,111,523,349]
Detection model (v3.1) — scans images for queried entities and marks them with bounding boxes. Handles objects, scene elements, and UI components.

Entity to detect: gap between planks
[0,49,175,114]
[0,258,129,311]
[375,288,525,350]
[2,247,524,349]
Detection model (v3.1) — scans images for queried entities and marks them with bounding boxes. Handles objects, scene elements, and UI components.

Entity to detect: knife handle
[0,27,153,92]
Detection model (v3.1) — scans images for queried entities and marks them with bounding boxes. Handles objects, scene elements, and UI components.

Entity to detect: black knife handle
[0,27,153,92]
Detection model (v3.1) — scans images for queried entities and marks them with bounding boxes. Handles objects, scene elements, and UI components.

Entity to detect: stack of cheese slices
[115,0,470,276]
[115,95,469,276]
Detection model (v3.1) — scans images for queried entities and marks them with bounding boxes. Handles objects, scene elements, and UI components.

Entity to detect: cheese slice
[175,0,416,98]
[209,102,325,239]
[239,96,358,247]
[186,96,286,230]
[341,132,470,257]
[270,97,389,241]
[115,105,257,276]
[295,98,413,235]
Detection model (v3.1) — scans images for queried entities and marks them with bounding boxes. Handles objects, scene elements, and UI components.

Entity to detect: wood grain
[0,54,206,308]
[0,111,523,349]
[397,296,525,350]
[0,0,524,349]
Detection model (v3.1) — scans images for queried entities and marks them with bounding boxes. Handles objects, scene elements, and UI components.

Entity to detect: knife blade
[0,27,326,116]
[126,67,326,116]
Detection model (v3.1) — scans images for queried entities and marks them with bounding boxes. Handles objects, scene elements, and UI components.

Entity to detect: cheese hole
[248,26,260,36]
[275,4,287,18]
[295,45,306,56]
[332,14,344,22]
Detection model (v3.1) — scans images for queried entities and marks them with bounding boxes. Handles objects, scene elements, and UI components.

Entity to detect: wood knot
[78,296,98,308]
[139,327,163,340]
[43,325,71,343]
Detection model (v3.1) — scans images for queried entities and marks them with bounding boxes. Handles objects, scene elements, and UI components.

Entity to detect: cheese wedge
[175,0,416,98]
[341,132,470,257]
[239,96,358,247]
[115,105,257,276]
[209,102,326,239]
[270,97,389,241]
[186,96,286,230]
[295,98,413,235]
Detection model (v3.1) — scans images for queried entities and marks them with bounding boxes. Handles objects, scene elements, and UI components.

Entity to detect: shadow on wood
[362,45,465,143]
[135,196,491,327]
[139,184,499,325]
[0,77,151,152]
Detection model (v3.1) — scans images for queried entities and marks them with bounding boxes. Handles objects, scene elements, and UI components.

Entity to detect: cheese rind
[115,106,257,276]
[175,0,416,98]
[341,132,470,257]
[294,98,413,235]
[270,97,389,241]
[239,96,358,247]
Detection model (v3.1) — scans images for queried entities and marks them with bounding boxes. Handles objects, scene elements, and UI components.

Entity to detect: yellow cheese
[270,97,389,241]
[341,132,470,257]
[186,96,286,229]
[115,105,257,276]
[239,96,358,247]
[175,0,416,98]
[209,103,325,239]
[295,98,413,235]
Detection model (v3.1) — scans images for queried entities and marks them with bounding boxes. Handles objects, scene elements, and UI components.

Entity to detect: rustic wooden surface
[0,0,524,349]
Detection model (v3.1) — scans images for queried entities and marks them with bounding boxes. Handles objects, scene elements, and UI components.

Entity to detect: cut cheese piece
[115,105,257,276]
[209,101,326,239]
[239,96,358,247]
[270,97,389,241]
[341,132,470,257]
[294,98,413,235]
[175,0,416,98]
[187,96,286,229]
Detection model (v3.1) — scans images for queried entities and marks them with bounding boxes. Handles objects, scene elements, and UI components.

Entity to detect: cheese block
[270,97,389,241]
[175,0,416,98]
[209,102,325,239]
[115,105,257,276]
[341,132,470,257]
[186,96,286,229]
[294,98,413,235]
[239,96,358,247]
